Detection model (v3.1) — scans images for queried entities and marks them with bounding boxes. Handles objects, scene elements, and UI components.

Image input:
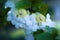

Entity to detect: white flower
[24,14,39,32]
[11,19,17,25]
[34,12,45,25]
[5,0,15,22]
[24,15,33,26]
[7,15,12,21]
[32,12,46,30]
[29,14,37,25]
[7,9,29,29]
[5,0,15,8]
[32,25,39,32]
[41,13,55,29]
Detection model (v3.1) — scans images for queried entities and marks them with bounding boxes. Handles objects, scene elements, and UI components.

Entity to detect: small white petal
[15,25,20,29]
[5,0,15,8]
[11,19,17,25]
[16,17,25,23]
[32,25,39,32]
[15,23,25,29]
[7,16,12,21]
[29,14,37,25]
[8,11,11,13]
[46,14,55,27]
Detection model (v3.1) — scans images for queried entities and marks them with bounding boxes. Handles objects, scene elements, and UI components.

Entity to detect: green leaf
[15,0,31,9]
[35,32,55,40]
[32,2,48,16]
[38,2,48,16]
[44,26,58,38]
[33,29,44,37]
[33,27,58,40]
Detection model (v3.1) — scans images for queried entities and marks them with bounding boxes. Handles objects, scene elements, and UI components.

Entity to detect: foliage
[15,0,48,15]
[0,0,11,28]
[33,26,58,40]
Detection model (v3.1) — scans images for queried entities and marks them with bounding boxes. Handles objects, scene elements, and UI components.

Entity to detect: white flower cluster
[7,9,40,33]
[5,0,55,33]
[5,1,56,40]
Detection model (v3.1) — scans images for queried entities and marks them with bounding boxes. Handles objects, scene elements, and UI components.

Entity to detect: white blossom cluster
[7,9,40,33]
[5,0,55,33]
[5,1,56,40]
